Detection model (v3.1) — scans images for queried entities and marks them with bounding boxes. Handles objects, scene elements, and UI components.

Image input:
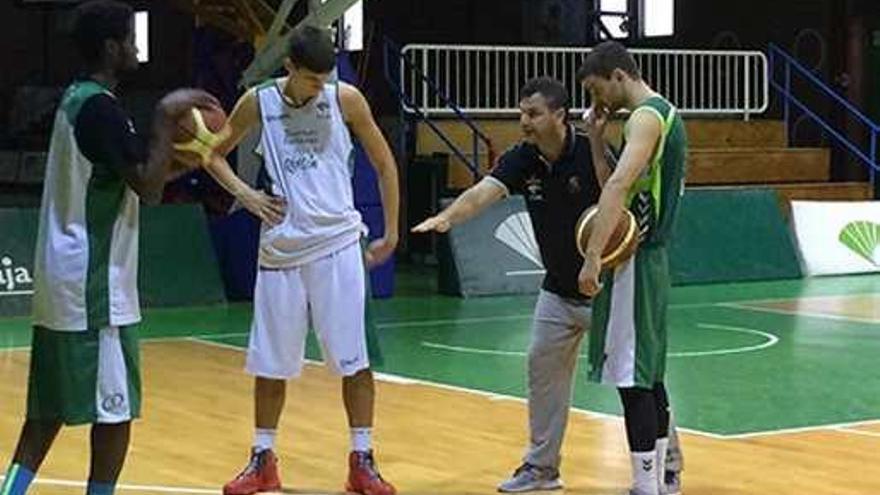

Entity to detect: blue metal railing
[383,37,494,182]
[768,43,878,186]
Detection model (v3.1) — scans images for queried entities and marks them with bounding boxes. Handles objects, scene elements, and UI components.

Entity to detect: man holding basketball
[577,41,688,495]
[0,2,215,494]
[413,77,683,493]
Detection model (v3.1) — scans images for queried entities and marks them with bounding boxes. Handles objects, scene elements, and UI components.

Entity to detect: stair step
[416,119,787,156]
[612,119,786,149]
[436,147,831,189]
[693,182,872,200]
[687,148,830,184]
[769,181,873,202]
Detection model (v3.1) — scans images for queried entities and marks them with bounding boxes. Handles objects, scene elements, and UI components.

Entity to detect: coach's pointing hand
[411,215,452,234]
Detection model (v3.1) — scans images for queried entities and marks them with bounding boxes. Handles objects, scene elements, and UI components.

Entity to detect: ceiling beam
[241,0,360,86]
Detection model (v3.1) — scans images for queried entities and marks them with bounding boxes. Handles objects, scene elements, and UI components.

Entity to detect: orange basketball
[575,206,639,268]
[172,105,229,166]
[173,104,227,143]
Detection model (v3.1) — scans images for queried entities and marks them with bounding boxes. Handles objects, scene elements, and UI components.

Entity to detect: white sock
[655,438,669,494]
[350,427,372,452]
[253,428,277,452]
[631,451,658,495]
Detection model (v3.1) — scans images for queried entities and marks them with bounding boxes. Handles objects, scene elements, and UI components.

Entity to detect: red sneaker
[346,450,396,495]
[223,449,282,495]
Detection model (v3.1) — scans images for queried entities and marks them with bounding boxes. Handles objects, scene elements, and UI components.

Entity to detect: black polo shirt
[489,125,600,300]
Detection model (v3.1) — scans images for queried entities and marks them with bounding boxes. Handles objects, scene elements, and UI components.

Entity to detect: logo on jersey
[316,101,332,119]
[632,191,654,241]
[567,175,581,195]
[101,393,127,415]
[0,255,33,296]
[265,113,291,122]
[282,152,319,174]
[339,355,361,371]
[524,176,544,202]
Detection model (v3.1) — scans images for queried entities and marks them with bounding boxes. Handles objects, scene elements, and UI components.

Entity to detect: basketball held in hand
[172,105,230,166]
[575,206,639,269]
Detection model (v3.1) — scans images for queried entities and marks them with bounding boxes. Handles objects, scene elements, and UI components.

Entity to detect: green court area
[2,271,880,437]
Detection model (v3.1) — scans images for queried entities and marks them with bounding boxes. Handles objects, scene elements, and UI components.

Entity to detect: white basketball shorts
[245,241,369,378]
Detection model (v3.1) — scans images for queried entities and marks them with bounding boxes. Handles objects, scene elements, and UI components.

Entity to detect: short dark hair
[288,25,336,73]
[72,0,133,66]
[577,41,641,81]
[519,77,570,113]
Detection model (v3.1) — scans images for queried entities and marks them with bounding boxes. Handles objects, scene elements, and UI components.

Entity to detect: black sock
[618,387,658,452]
[653,382,670,439]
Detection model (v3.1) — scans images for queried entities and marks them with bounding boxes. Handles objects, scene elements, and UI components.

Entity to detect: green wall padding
[670,188,802,285]
[0,204,225,318]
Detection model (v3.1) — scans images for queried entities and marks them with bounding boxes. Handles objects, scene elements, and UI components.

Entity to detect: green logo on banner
[0,255,33,295]
[839,221,880,266]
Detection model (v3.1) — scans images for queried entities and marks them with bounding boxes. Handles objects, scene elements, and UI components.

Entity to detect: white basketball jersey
[33,80,141,331]
[255,80,364,268]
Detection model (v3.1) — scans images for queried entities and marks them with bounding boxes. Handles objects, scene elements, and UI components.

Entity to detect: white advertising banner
[791,200,880,276]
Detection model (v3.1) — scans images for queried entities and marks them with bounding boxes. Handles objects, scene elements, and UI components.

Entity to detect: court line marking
[0,475,222,494]
[834,427,880,439]
[371,302,730,329]
[718,418,880,440]
[2,320,877,439]
[2,288,878,336]
[421,323,778,359]
[3,335,879,440]
[192,337,880,441]
[0,290,34,297]
[0,332,251,353]
[373,294,880,330]
[10,329,876,439]
[721,302,880,325]
[4,427,880,494]
[188,336,728,440]
[369,369,730,440]
[375,314,533,328]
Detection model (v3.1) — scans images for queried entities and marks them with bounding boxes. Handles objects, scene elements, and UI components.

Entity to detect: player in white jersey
[0,2,215,495]
[203,25,400,495]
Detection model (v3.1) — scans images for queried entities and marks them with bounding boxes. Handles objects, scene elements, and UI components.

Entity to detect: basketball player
[577,41,688,495]
[413,77,683,493]
[0,2,216,495]
[200,25,399,495]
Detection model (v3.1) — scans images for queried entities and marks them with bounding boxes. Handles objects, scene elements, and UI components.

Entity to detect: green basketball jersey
[626,95,687,247]
[587,95,688,389]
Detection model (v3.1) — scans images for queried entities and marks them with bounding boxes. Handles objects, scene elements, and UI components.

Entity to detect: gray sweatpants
[523,290,684,472]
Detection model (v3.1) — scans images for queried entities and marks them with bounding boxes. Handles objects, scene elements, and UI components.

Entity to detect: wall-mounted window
[599,0,628,40]
[643,0,674,37]
[135,11,149,63]
[342,0,363,51]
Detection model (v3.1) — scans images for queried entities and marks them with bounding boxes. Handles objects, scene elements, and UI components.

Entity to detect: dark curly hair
[72,0,133,66]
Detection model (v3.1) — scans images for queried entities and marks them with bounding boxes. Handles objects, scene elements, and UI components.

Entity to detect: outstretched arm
[411,177,507,233]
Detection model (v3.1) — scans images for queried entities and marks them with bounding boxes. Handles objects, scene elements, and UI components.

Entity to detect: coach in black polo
[412,76,683,493]
[489,87,598,301]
